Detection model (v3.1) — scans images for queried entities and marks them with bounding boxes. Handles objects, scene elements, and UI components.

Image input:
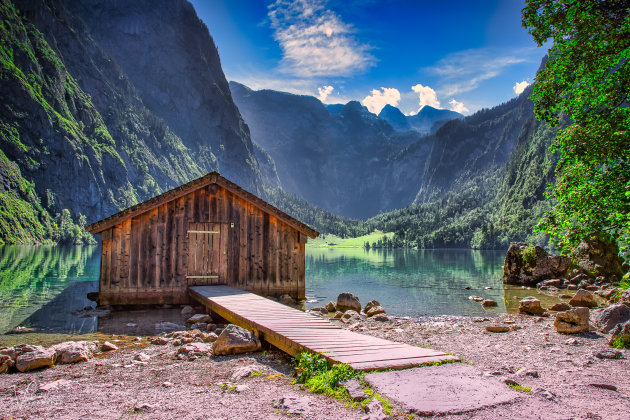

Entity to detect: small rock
[102,341,119,352]
[533,388,556,401]
[15,346,56,372]
[554,307,590,334]
[333,311,344,319]
[594,349,622,360]
[272,396,312,415]
[133,403,154,413]
[187,314,212,324]
[155,321,185,334]
[565,338,579,346]
[469,296,484,302]
[231,365,262,381]
[485,286,493,290]
[590,383,617,391]
[134,353,150,362]
[486,326,510,333]
[324,301,337,312]
[181,305,194,317]
[234,384,249,393]
[363,399,388,420]
[481,299,497,308]
[337,292,361,313]
[366,306,386,317]
[516,369,539,378]
[372,314,390,322]
[343,379,365,401]
[52,341,97,364]
[162,381,173,388]
[519,297,545,315]
[569,289,597,308]
[200,332,219,343]
[189,322,208,330]
[559,294,572,299]
[278,294,296,305]
[37,379,71,393]
[549,302,571,312]
[126,323,137,327]
[363,300,381,314]
[567,284,578,290]
[150,336,170,345]
[178,342,213,358]
[212,325,261,356]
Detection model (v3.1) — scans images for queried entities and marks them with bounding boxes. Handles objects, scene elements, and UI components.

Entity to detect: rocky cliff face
[0,0,266,242]
[230,81,422,218]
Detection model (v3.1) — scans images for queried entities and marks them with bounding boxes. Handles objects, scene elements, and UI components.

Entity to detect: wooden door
[186,222,227,285]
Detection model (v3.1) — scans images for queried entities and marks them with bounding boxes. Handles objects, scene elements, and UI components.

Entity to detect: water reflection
[0,245,99,334]
[305,248,507,317]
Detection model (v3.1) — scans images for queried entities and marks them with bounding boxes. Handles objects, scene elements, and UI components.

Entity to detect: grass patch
[306,230,394,248]
[615,279,630,300]
[610,335,630,350]
[506,381,531,393]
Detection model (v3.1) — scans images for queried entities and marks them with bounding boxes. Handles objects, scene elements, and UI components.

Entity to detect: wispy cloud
[411,83,440,111]
[317,85,334,102]
[268,0,375,77]
[448,98,469,114]
[361,87,400,114]
[513,80,530,95]
[427,48,530,96]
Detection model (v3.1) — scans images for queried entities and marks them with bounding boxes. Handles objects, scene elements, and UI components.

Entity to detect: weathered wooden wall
[98,185,305,305]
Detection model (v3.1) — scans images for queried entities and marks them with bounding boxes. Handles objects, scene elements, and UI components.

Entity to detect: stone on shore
[186,314,212,324]
[366,305,386,317]
[549,302,571,312]
[212,324,261,355]
[593,304,630,333]
[569,289,598,308]
[342,378,366,401]
[486,326,510,333]
[177,342,213,359]
[503,242,571,286]
[518,297,544,315]
[336,292,361,313]
[101,341,119,352]
[0,354,15,373]
[363,300,381,314]
[324,301,337,312]
[554,307,590,334]
[14,345,56,372]
[180,305,195,317]
[52,341,98,365]
[278,294,296,305]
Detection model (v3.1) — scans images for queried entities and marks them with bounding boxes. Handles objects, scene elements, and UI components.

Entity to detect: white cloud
[411,83,440,111]
[361,87,401,114]
[268,0,375,77]
[427,48,530,96]
[317,85,334,102]
[448,99,469,114]
[513,80,530,95]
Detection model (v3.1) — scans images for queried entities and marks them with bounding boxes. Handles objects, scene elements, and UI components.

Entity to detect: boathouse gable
[86,172,319,305]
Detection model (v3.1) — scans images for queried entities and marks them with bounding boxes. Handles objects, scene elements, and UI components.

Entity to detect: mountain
[378,105,410,130]
[229,81,423,219]
[406,105,463,134]
[0,0,266,243]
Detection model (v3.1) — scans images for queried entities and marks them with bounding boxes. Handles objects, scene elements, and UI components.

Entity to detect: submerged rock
[481,299,497,308]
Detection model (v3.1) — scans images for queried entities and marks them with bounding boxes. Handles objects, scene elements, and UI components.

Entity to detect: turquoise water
[0,246,511,334]
[305,248,507,317]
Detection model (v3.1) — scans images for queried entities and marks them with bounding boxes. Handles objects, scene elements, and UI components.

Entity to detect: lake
[0,245,556,336]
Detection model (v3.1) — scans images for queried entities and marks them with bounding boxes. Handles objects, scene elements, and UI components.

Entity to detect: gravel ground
[1,311,629,419]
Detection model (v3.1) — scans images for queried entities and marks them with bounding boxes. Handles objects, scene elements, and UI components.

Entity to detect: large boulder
[336,292,361,313]
[52,341,98,365]
[519,297,545,315]
[503,243,571,286]
[212,325,261,355]
[569,289,598,308]
[14,345,56,372]
[554,307,590,334]
[574,238,626,280]
[592,304,630,333]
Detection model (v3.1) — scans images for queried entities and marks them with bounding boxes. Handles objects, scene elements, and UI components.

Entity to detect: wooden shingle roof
[86,172,319,238]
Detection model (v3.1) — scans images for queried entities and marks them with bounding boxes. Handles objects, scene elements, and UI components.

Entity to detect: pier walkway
[188,285,457,371]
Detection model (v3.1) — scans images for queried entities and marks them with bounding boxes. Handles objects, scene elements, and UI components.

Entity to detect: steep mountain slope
[0,0,267,243]
[406,105,463,134]
[230,81,423,218]
[378,104,410,130]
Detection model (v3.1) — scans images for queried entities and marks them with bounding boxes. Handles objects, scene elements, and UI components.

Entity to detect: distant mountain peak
[378,105,410,131]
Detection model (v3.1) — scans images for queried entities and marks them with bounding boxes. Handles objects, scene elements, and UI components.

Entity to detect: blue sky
[190,0,548,115]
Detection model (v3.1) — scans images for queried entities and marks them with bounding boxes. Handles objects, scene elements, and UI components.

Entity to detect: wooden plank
[188,285,458,371]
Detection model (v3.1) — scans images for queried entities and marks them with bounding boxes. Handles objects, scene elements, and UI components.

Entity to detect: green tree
[523,0,630,254]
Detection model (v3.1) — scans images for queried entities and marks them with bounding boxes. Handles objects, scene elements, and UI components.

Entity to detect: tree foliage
[523,0,630,254]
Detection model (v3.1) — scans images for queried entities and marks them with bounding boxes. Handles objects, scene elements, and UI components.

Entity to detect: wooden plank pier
[189,285,458,371]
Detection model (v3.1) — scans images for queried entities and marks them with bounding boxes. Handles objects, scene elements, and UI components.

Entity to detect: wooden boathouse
[86,172,319,306]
